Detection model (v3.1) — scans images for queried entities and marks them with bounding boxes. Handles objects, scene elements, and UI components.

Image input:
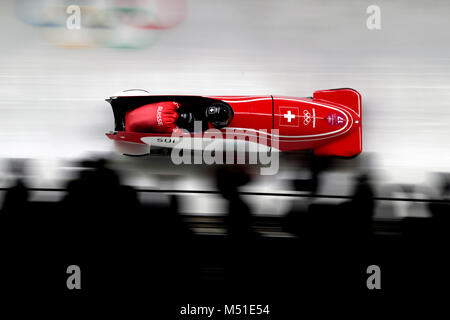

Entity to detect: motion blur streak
[1,0,450,191]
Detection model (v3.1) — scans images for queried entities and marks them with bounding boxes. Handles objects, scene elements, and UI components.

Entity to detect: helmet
[176,110,194,128]
[205,102,233,128]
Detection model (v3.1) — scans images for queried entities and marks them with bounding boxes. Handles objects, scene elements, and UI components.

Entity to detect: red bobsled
[106,88,362,157]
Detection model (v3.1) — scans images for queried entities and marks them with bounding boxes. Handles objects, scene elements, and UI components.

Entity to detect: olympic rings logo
[14,0,187,49]
[303,110,311,126]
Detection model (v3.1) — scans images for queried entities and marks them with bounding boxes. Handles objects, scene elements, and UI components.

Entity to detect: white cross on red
[283,110,296,123]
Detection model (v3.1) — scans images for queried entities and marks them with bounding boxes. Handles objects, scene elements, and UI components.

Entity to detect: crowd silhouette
[0,156,449,315]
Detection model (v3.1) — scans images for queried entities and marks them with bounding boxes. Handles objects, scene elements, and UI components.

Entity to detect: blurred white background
[1,0,449,193]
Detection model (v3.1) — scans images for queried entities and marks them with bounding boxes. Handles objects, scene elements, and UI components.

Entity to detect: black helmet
[176,110,194,128]
[205,102,233,128]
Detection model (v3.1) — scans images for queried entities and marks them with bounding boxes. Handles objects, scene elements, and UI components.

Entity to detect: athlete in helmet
[205,102,234,129]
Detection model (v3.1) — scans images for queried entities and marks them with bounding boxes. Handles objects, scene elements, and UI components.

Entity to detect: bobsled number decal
[326,113,347,126]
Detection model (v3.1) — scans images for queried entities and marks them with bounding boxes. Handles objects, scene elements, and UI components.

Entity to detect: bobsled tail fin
[313,88,361,116]
[314,126,362,158]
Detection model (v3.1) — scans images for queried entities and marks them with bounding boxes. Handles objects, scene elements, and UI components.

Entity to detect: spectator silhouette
[295,171,377,293]
[348,172,376,238]
[59,158,144,296]
[0,159,36,297]
[342,173,377,290]
[217,166,255,239]
[283,156,332,237]
[1,159,30,214]
[216,166,262,295]
[422,175,450,292]
[429,176,450,226]
[165,195,200,297]
[1,177,29,214]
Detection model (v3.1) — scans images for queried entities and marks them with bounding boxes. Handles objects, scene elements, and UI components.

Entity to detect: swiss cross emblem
[279,107,299,127]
